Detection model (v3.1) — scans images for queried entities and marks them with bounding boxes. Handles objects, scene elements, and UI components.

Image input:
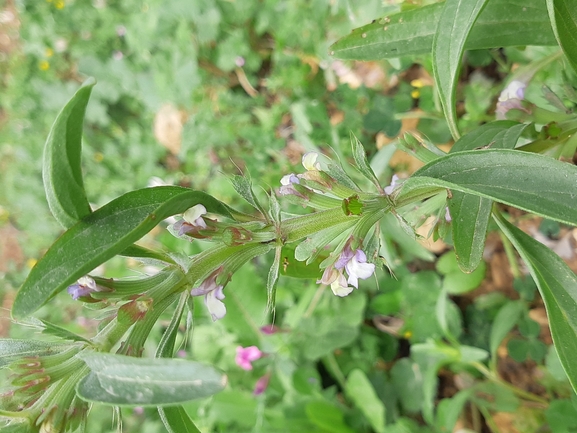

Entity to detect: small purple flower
[235,346,263,370]
[445,206,452,222]
[342,248,375,288]
[279,173,306,197]
[235,56,245,67]
[320,243,376,296]
[172,204,210,237]
[260,324,280,335]
[253,373,271,395]
[496,80,527,120]
[384,174,399,195]
[318,266,353,297]
[190,268,227,321]
[67,276,101,300]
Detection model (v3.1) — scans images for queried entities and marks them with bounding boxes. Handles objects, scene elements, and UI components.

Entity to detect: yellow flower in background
[93,152,104,163]
[55,0,65,9]
[45,47,54,58]
[26,258,37,269]
[411,89,420,99]
[39,60,50,71]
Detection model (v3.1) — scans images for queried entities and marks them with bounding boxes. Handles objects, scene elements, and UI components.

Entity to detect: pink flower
[253,373,271,395]
[235,346,263,370]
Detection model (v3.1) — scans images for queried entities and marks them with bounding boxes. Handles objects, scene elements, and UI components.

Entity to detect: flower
[172,204,211,237]
[318,266,353,297]
[67,276,101,300]
[235,56,245,67]
[384,174,399,195]
[253,373,271,395]
[495,80,527,120]
[278,173,306,198]
[190,268,227,321]
[342,248,375,288]
[235,346,263,370]
[302,152,321,171]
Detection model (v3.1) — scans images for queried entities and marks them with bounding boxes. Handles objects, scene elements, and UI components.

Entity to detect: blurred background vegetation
[2,0,577,432]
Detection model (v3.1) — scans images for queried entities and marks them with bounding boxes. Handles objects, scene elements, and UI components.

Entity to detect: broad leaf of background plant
[447,122,525,272]
[495,214,577,392]
[489,300,524,370]
[77,353,226,406]
[43,78,95,229]
[546,0,577,75]
[345,369,386,433]
[330,0,555,60]
[13,187,233,319]
[398,150,577,227]
[432,0,489,139]
[159,406,202,433]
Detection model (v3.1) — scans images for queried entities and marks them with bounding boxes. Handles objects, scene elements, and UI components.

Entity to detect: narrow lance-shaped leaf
[546,0,577,75]
[159,406,202,433]
[447,122,526,272]
[0,339,75,367]
[494,213,577,392]
[433,0,489,139]
[43,78,95,228]
[330,0,556,60]
[77,353,227,406]
[267,246,282,313]
[397,150,577,228]
[13,187,233,319]
[155,292,188,358]
[350,133,382,191]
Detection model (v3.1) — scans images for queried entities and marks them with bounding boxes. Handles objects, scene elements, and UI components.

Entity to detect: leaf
[489,300,524,368]
[399,150,577,227]
[546,0,577,75]
[305,401,356,433]
[158,406,202,433]
[449,121,527,153]
[0,339,73,367]
[448,193,491,272]
[230,174,267,217]
[448,122,526,272]
[330,0,556,60]
[494,213,577,392]
[350,133,381,190]
[77,352,226,406]
[43,78,95,229]
[432,0,489,139]
[155,292,188,358]
[267,246,282,312]
[345,369,386,433]
[435,389,474,432]
[120,244,177,265]
[13,186,232,319]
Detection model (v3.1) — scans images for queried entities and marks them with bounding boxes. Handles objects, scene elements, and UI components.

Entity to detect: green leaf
[546,0,577,75]
[0,339,73,367]
[120,244,177,265]
[345,369,386,433]
[330,0,556,60]
[449,121,527,153]
[13,186,232,319]
[155,292,188,358]
[230,174,267,217]
[400,150,577,227]
[350,133,381,190]
[305,401,356,433]
[435,389,474,432]
[433,0,489,139]
[489,300,524,368]
[448,192,491,272]
[77,353,226,406]
[494,213,577,392]
[448,122,525,272]
[158,406,202,433]
[43,78,95,229]
[267,246,282,312]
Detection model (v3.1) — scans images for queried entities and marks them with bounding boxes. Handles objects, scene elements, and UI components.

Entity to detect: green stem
[322,353,347,390]
[498,227,521,279]
[303,284,326,318]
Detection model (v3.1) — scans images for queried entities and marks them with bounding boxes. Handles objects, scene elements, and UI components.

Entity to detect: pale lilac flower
[183,204,207,229]
[384,174,399,195]
[318,266,354,297]
[496,80,526,119]
[112,50,123,61]
[173,204,209,236]
[279,173,305,197]
[343,249,375,288]
[253,373,271,395]
[116,25,127,37]
[280,173,300,186]
[67,276,102,300]
[445,206,452,222]
[235,346,263,370]
[190,268,226,321]
[302,152,321,171]
[235,56,245,67]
